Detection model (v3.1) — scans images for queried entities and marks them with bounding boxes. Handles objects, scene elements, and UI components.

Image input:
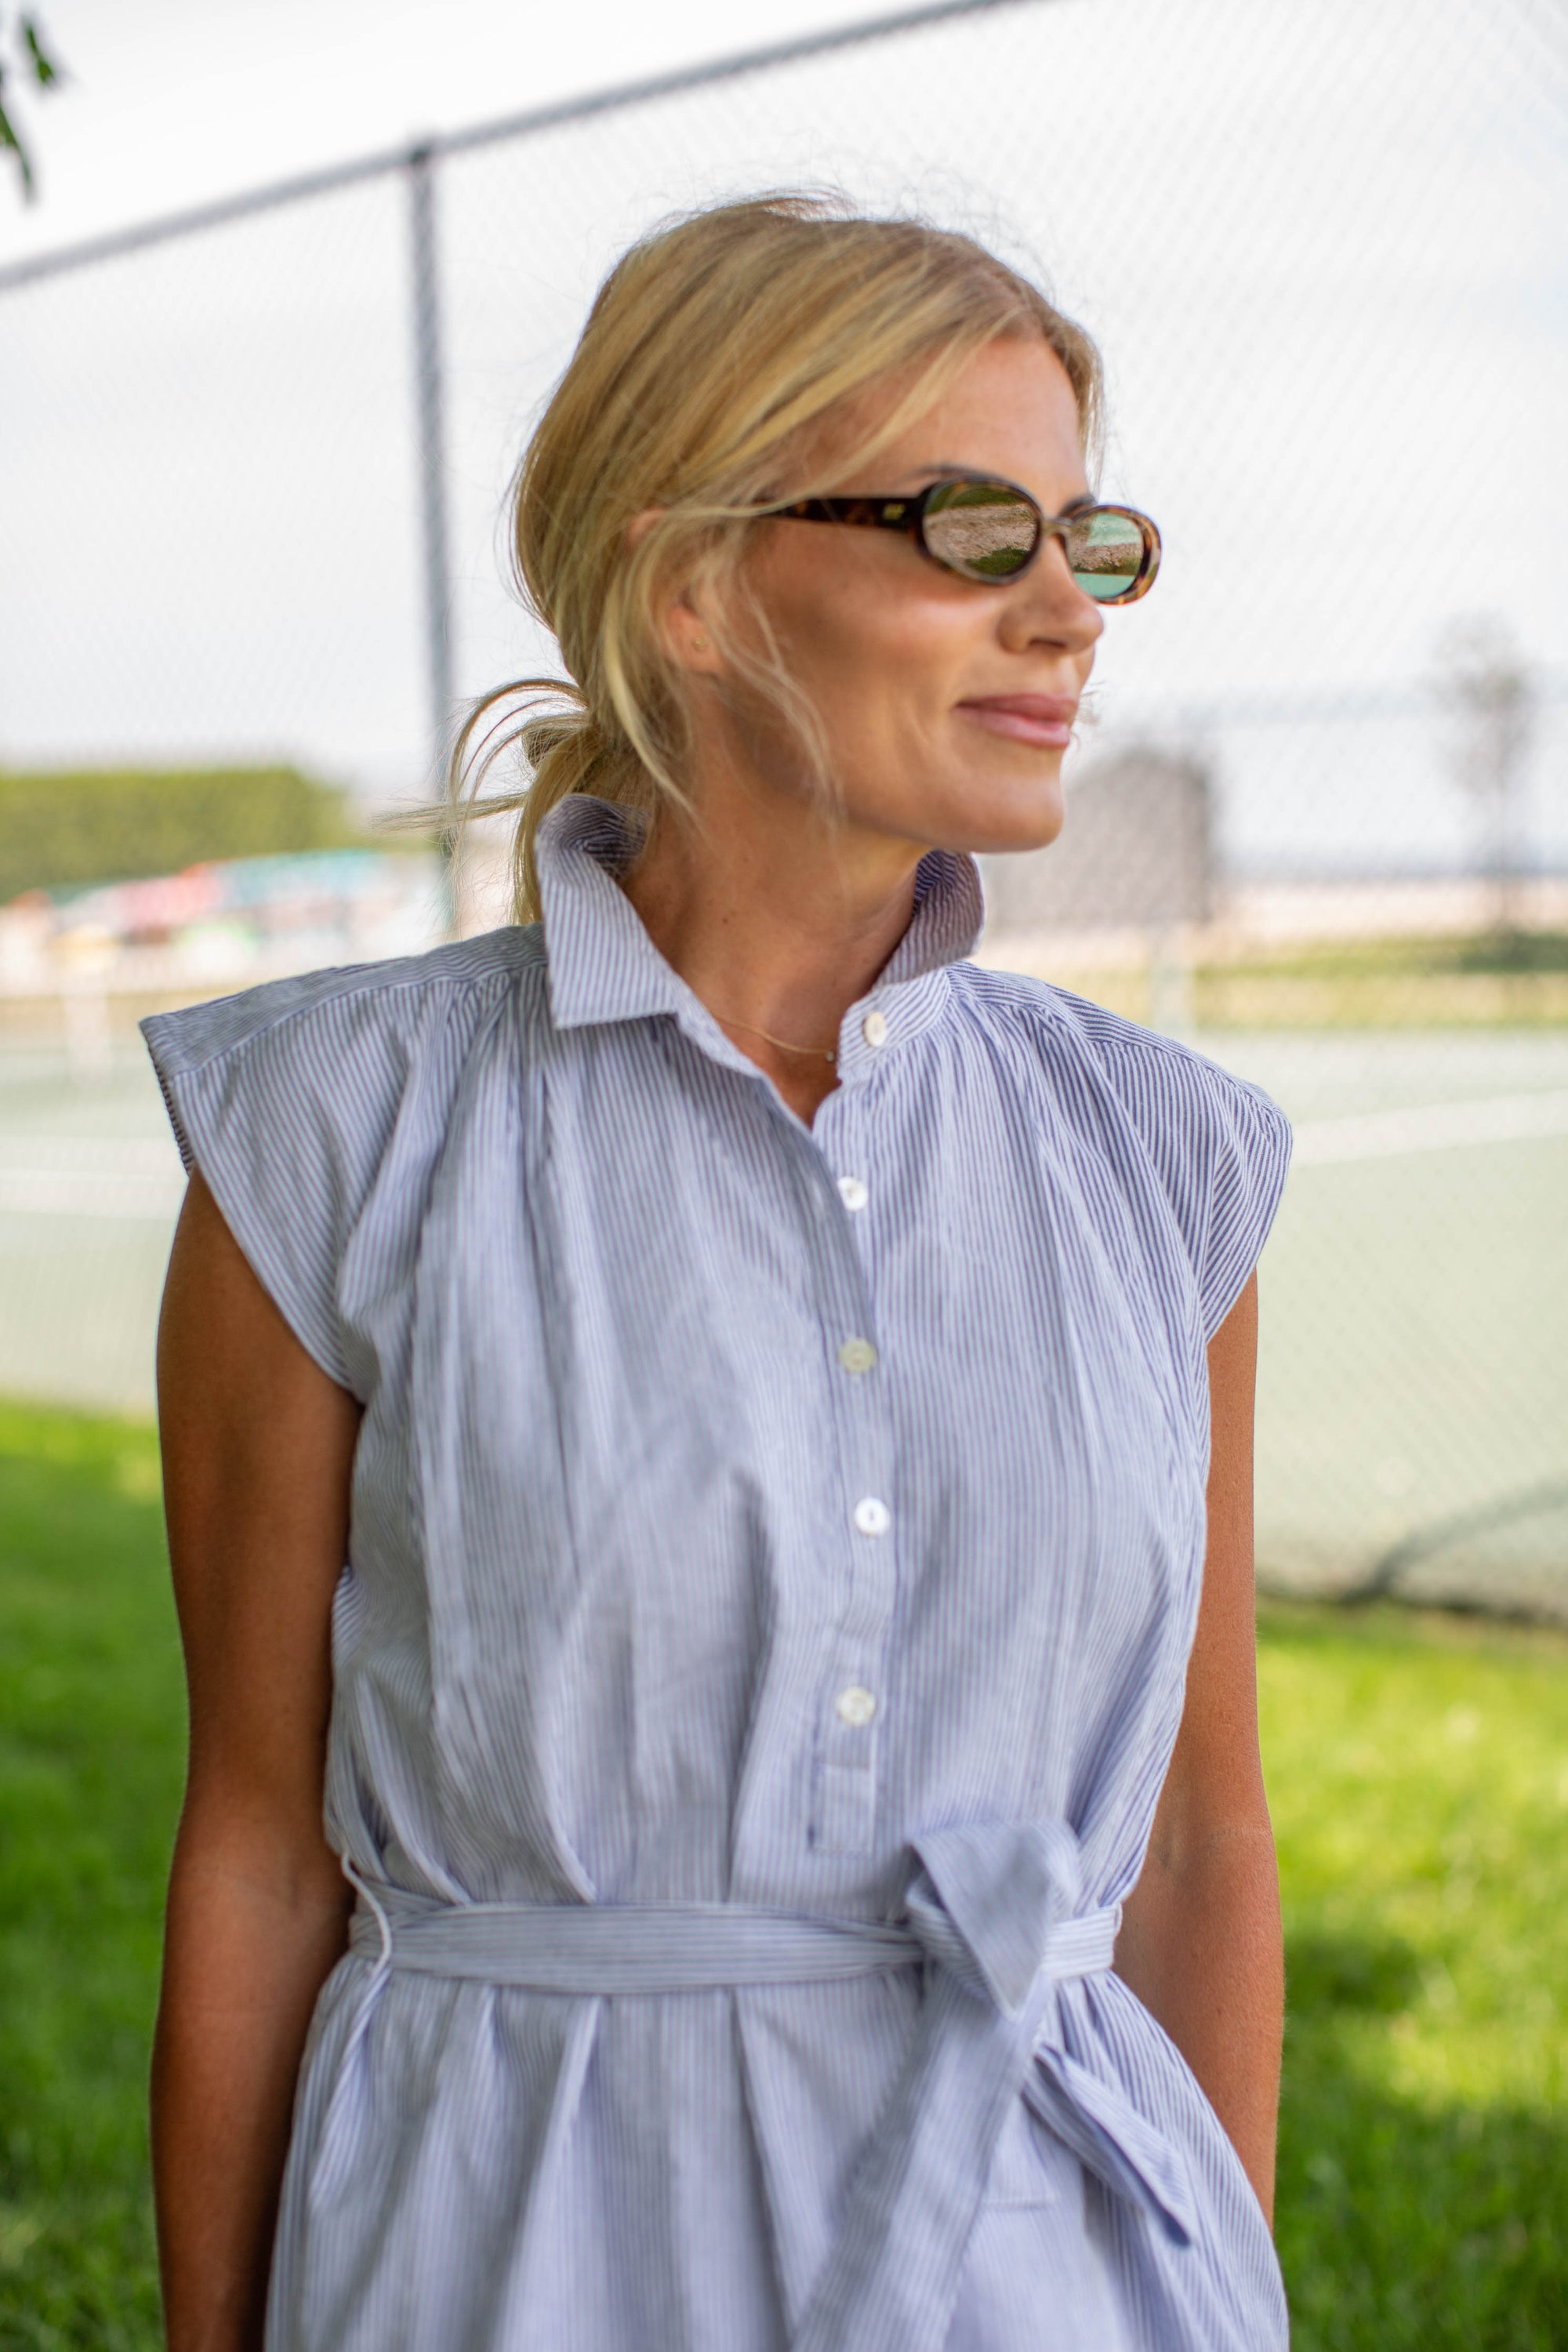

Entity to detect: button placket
[806,1084,896,1857]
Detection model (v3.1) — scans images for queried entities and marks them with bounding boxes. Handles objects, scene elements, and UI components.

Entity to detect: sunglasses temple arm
[779,498,927,541]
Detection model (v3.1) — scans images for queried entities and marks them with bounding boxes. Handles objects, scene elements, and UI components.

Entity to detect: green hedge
[0,767,368,901]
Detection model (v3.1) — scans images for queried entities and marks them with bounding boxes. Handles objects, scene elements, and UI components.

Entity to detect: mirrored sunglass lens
[1065,509,1148,601]
[922,482,1039,578]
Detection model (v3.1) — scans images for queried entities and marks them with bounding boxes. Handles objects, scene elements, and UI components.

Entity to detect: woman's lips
[956,695,1078,749]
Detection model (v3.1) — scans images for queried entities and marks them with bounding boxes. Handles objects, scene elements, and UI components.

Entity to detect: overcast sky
[0,0,862,256]
[2,0,1564,874]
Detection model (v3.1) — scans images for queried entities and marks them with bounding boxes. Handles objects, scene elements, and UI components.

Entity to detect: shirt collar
[538,793,984,1078]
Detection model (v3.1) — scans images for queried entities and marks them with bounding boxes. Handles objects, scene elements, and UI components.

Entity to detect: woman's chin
[841,764,1067,858]
[937,771,1067,858]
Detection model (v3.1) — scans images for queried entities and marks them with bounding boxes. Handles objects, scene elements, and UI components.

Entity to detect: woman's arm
[1113,1272,1283,2223]
[152,1171,361,2352]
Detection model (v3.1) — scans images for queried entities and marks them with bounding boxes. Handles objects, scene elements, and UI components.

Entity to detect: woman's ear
[626,511,723,676]
[665,593,722,674]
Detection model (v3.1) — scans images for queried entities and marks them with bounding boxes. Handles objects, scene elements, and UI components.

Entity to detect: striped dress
[143,792,1292,2352]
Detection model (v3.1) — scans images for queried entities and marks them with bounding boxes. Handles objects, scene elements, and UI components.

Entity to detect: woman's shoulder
[140,927,546,1392]
[952,960,1287,1142]
[143,924,545,1084]
[950,962,1292,1337]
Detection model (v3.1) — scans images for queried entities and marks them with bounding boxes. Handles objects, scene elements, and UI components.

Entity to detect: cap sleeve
[1188,1063,1294,1338]
[1088,1020,1293,1342]
[142,967,415,1393]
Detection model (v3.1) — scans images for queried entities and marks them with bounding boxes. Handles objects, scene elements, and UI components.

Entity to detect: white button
[837,1175,869,1213]
[862,1009,888,1048]
[852,1495,891,1537]
[835,1685,878,1729]
[837,1337,877,1375]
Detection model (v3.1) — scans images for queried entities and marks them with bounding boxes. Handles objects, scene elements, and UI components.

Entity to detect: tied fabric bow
[790,1820,1196,2352]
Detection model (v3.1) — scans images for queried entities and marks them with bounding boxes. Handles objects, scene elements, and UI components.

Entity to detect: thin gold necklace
[713,1011,837,1064]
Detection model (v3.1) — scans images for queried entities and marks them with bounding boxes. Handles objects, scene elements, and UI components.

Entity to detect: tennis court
[1228,1028,1568,1617]
[3,1013,1563,1618]
[0,1044,182,1414]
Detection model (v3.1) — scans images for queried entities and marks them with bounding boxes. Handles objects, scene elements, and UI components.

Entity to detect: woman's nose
[1001,536,1106,657]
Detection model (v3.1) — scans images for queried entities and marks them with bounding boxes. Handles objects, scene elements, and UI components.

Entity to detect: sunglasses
[774,477,1161,604]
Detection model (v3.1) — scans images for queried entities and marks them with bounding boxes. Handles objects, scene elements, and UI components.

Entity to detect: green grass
[1192,933,1568,1030]
[1209,929,1568,982]
[1040,935,1568,1027]
[1263,1600,1568,2347]
[0,1404,1565,2347]
[0,1404,179,2350]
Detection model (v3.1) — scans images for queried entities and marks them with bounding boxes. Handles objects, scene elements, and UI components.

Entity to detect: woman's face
[710,333,1106,858]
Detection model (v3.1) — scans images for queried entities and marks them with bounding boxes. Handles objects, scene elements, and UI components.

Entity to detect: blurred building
[977,748,1215,1035]
[978,747,1215,935]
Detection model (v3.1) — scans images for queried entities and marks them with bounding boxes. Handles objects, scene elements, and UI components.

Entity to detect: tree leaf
[20,17,62,90]
[0,85,38,200]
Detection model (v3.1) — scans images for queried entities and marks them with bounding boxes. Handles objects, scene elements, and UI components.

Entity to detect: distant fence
[0,0,1564,1616]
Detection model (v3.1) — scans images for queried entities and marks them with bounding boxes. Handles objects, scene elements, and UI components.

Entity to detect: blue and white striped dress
[144,793,1292,2352]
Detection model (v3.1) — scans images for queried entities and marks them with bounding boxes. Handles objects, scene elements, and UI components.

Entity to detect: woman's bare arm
[1114,1272,1283,2223]
[152,1171,360,2352]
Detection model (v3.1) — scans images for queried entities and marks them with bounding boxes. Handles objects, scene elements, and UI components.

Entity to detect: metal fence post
[407,143,457,929]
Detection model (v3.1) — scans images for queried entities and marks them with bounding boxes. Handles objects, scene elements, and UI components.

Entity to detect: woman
[147,195,1290,2352]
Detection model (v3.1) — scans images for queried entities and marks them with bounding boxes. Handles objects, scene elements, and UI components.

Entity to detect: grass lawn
[0,1404,176,2350]
[1264,1601,1568,2347]
[1029,933,1568,1030]
[1,1402,1566,2347]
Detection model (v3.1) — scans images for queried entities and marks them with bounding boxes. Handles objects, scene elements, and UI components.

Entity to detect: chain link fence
[1,0,1564,1613]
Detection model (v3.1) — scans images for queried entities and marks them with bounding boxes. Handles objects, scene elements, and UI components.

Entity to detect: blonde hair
[449,193,1102,920]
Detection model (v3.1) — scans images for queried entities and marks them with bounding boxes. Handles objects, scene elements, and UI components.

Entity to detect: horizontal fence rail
[0,0,1036,294]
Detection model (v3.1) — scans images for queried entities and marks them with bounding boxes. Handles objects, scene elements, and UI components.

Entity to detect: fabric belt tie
[347,1822,1195,2352]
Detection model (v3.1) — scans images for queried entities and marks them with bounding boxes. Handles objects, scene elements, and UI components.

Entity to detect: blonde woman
[147,197,1290,2352]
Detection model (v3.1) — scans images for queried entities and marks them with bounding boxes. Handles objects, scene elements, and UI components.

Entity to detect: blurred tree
[1435,615,1536,940]
[0,9,61,200]
[0,768,369,898]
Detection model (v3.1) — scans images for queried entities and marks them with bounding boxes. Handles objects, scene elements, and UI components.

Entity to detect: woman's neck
[619,779,927,1124]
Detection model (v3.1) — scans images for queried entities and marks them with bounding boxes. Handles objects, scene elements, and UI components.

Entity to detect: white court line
[1,1091,1566,1215]
[0,1167,187,1218]
[1291,1089,1568,1166]
[0,1136,181,1172]
[0,1134,187,1217]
